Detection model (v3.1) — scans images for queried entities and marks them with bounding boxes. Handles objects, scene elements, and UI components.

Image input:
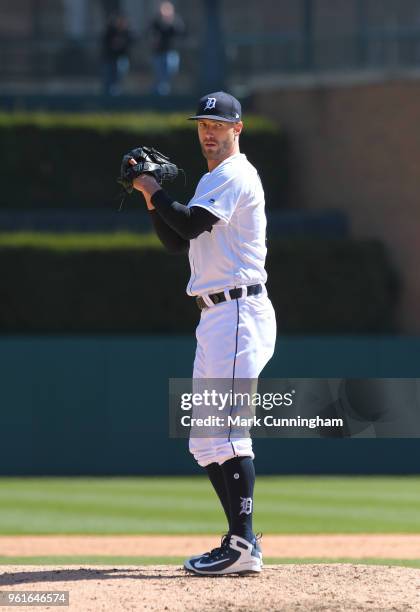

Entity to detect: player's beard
[200,135,234,161]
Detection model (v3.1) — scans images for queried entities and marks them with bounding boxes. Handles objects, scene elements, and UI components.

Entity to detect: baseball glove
[119,146,179,195]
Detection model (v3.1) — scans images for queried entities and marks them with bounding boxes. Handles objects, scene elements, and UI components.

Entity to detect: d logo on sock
[239,497,253,515]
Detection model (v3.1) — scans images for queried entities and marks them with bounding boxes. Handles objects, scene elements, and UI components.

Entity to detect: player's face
[197,119,242,161]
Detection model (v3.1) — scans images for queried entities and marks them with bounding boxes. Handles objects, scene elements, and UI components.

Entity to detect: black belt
[195,284,263,311]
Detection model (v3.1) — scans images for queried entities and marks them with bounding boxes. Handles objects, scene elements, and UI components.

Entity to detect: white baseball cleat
[183,533,229,569]
[254,532,263,567]
[184,533,263,568]
[184,534,262,575]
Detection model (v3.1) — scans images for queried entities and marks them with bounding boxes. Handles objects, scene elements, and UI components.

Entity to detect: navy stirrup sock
[220,456,255,543]
[205,462,231,531]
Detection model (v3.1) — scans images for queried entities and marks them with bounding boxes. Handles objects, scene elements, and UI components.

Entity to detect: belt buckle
[230,286,245,300]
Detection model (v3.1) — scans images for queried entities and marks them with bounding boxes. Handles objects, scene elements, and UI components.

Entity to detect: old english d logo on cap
[204,97,217,111]
[189,91,242,123]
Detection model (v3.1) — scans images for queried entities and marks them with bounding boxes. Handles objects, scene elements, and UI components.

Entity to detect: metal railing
[228,27,420,77]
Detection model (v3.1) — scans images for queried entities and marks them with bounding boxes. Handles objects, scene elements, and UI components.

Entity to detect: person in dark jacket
[150,2,185,95]
[103,13,132,96]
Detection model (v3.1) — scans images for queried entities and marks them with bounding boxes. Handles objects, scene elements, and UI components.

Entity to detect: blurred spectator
[150,1,185,95]
[102,13,133,96]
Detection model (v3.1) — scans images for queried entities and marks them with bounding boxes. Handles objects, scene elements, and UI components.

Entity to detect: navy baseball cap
[188,91,242,123]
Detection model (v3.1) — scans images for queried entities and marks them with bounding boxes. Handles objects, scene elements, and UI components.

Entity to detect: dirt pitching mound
[1,564,419,611]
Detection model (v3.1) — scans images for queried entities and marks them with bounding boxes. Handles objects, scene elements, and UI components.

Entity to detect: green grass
[0,476,419,535]
[0,232,162,250]
[0,557,419,569]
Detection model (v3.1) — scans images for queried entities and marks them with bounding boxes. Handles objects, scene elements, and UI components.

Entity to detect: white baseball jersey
[186,153,268,296]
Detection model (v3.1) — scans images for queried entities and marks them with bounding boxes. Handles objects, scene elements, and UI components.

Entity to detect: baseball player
[130,91,276,575]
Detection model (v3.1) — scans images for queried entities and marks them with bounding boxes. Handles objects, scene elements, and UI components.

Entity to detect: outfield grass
[0,477,419,535]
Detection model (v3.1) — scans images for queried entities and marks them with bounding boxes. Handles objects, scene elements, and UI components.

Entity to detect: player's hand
[128,159,161,197]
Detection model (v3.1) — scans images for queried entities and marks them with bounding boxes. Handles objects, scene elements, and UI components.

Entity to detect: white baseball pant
[189,287,277,467]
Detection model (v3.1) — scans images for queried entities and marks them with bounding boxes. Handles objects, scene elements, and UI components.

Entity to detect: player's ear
[234,121,243,138]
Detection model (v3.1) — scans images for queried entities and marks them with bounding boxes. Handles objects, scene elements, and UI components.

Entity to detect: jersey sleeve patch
[189,174,240,222]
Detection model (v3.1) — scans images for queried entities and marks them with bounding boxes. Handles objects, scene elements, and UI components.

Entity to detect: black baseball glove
[119,146,179,195]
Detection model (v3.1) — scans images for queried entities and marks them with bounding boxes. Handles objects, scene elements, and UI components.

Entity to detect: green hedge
[0,238,399,334]
[0,231,160,250]
[0,112,289,210]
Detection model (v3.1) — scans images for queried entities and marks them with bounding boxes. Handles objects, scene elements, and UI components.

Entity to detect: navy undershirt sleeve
[149,210,189,254]
[151,189,220,240]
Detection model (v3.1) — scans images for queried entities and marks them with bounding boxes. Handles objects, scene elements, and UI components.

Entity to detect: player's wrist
[145,197,156,211]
